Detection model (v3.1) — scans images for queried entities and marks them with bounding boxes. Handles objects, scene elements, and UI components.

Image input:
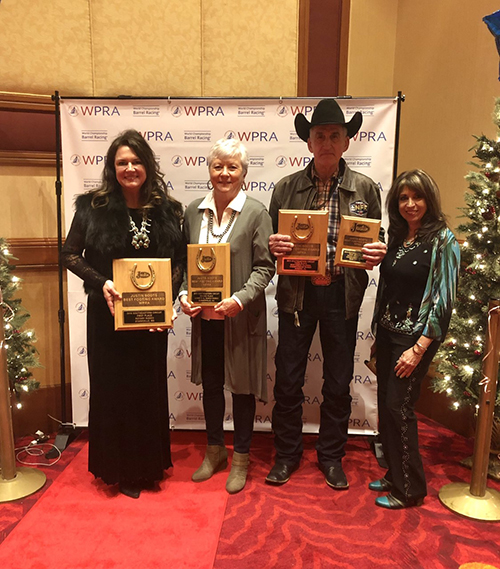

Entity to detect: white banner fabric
[60,97,397,434]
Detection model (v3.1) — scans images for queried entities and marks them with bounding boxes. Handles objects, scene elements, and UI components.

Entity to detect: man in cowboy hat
[266,98,386,489]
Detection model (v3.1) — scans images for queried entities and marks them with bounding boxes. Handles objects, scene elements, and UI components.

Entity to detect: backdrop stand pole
[46,90,76,459]
[439,299,500,521]
[0,290,46,502]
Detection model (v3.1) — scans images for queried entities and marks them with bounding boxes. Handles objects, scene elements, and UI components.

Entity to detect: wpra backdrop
[60,97,397,435]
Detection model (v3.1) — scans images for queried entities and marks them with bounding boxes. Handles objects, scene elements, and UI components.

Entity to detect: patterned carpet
[1,417,499,568]
[214,416,500,569]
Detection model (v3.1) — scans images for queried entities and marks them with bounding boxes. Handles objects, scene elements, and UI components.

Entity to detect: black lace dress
[62,196,185,486]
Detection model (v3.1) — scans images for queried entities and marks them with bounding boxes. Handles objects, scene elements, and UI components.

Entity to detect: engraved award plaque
[277,210,328,276]
[334,215,381,269]
[187,243,231,306]
[113,258,173,331]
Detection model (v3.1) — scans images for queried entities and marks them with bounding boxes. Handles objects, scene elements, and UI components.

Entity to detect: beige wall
[347,0,399,97]
[0,0,299,97]
[348,0,500,234]
[1,166,58,238]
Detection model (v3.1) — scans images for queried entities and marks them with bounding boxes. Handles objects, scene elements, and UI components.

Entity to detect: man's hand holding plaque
[276,209,328,276]
[334,216,382,269]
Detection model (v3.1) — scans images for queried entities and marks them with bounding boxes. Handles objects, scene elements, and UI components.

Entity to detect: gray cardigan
[182,194,275,401]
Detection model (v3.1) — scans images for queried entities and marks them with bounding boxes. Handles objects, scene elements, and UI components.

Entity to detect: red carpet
[2,420,500,568]
[0,432,228,569]
[215,416,500,569]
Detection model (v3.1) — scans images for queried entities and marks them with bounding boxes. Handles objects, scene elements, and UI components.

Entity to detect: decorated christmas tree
[0,237,40,407]
[432,99,500,420]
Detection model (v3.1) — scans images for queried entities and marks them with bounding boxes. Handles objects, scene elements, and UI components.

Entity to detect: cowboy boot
[192,445,228,482]
[225,452,250,494]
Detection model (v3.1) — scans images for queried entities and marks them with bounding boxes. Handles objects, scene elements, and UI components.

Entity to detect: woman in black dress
[62,130,185,498]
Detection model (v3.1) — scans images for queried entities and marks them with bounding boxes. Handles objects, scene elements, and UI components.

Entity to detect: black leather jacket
[269,159,382,320]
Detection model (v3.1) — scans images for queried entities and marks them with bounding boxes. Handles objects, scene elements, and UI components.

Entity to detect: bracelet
[416,341,428,352]
[412,344,425,357]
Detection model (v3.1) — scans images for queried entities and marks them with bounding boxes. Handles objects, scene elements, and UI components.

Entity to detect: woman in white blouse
[179,138,275,494]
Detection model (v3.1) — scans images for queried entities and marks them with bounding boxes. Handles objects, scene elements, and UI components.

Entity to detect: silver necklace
[129,211,151,249]
[207,209,236,243]
[393,239,419,265]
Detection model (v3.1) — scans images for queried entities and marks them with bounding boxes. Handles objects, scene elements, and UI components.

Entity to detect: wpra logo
[72,155,107,167]
[78,389,89,399]
[76,105,121,117]
[289,105,315,117]
[351,131,387,142]
[276,104,288,118]
[225,130,278,142]
[171,105,183,118]
[279,156,312,168]
[173,156,208,167]
[178,105,225,117]
[242,181,275,192]
[139,131,174,142]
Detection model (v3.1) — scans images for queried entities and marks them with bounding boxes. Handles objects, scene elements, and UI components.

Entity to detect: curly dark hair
[90,129,182,218]
[386,169,447,246]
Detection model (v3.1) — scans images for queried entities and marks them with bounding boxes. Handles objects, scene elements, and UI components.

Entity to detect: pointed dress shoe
[119,482,141,499]
[368,477,393,492]
[320,463,349,490]
[265,462,299,485]
[375,493,424,509]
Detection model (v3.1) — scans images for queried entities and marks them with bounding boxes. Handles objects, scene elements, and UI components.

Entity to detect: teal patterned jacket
[373,228,460,341]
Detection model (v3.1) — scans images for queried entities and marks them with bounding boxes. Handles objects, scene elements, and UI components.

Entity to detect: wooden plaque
[187,243,231,306]
[113,258,173,331]
[334,215,381,269]
[277,209,328,276]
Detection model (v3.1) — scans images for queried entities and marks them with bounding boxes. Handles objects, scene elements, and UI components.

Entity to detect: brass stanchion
[439,299,500,521]
[0,290,46,502]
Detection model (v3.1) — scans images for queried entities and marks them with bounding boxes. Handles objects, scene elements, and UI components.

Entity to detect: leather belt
[310,273,344,286]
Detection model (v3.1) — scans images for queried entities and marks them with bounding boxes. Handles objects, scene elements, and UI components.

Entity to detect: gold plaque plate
[113,258,173,331]
[277,209,328,276]
[187,243,231,306]
[334,215,381,269]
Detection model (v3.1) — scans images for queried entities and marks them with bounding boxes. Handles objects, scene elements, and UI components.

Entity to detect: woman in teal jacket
[370,169,460,509]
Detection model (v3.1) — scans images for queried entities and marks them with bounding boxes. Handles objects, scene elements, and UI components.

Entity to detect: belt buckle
[310,273,332,286]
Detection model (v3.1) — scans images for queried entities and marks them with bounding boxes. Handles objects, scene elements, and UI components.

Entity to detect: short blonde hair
[208,138,249,175]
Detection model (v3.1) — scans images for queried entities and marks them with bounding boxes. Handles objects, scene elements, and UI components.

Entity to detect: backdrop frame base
[439,482,500,521]
[0,467,46,503]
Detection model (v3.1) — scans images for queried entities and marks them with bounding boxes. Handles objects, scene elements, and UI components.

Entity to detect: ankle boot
[192,445,228,482]
[225,452,250,494]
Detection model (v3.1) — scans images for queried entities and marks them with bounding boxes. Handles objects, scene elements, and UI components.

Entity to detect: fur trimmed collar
[75,190,181,257]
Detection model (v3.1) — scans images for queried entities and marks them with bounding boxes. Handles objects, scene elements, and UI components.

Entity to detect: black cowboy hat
[294,98,363,141]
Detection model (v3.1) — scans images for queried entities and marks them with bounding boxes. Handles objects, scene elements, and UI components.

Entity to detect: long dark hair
[91,129,182,218]
[386,169,447,246]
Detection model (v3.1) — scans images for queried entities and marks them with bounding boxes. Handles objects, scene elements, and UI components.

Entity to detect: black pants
[272,279,358,466]
[376,325,439,502]
[201,319,256,454]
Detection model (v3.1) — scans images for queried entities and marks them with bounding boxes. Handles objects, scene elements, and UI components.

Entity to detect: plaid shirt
[312,163,344,276]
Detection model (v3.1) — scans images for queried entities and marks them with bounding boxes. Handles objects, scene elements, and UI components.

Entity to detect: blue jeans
[272,279,358,466]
